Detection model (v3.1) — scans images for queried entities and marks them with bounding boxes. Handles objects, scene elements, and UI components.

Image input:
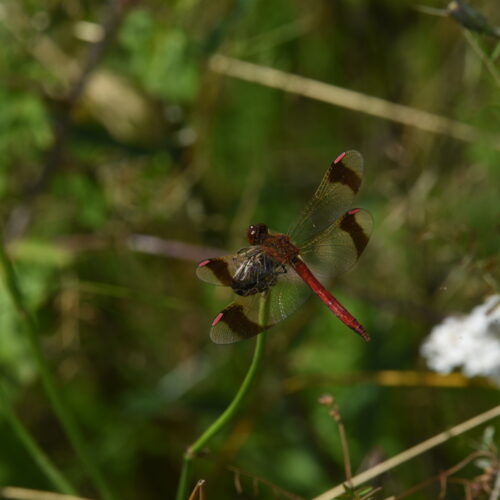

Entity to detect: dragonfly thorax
[261,233,300,264]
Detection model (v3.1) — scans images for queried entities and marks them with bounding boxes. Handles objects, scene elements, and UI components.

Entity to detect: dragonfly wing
[288,150,364,247]
[210,293,269,344]
[196,252,248,286]
[300,208,373,282]
[210,267,311,344]
[268,266,311,324]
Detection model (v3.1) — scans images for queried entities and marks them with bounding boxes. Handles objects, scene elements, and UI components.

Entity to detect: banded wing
[209,267,311,344]
[197,253,245,287]
[300,208,373,283]
[288,150,364,248]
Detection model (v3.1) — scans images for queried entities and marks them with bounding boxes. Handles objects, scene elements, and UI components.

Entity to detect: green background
[0,0,499,499]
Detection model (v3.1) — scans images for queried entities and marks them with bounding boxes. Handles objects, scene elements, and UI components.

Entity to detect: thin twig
[284,370,495,392]
[224,464,306,500]
[31,0,136,192]
[464,30,500,87]
[396,450,492,499]
[336,413,352,483]
[187,480,206,500]
[42,232,224,263]
[319,396,353,484]
[126,234,224,261]
[465,480,473,500]
[33,0,133,194]
[491,470,500,500]
[413,5,448,17]
[313,405,500,500]
[0,487,93,500]
[209,54,500,151]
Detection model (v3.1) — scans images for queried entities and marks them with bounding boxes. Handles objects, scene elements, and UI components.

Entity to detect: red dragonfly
[197,150,372,344]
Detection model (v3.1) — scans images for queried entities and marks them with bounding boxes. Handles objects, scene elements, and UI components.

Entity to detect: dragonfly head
[247,223,269,245]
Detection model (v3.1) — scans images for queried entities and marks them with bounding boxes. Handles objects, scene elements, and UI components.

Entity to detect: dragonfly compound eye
[247,223,269,245]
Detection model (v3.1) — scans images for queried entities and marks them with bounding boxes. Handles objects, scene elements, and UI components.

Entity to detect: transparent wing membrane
[300,209,373,281]
[210,267,311,344]
[268,267,311,324]
[288,150,364,247]
[209,293,267,344]
[196,252,251,286]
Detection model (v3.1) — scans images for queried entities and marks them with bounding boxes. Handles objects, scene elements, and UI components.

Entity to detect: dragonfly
[197,150,372,344]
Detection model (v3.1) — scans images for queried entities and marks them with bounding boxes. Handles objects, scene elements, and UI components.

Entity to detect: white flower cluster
[421,295,500,385]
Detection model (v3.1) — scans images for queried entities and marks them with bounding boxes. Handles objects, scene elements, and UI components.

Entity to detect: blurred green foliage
[0,0,499,499]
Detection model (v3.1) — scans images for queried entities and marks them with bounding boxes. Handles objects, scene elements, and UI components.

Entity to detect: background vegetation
[0,0,499,499]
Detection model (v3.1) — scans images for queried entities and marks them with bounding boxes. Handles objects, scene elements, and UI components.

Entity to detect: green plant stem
[176,292,270,500]
[176,455,193,500]
[0,382,76,494]
[0,239,116,500]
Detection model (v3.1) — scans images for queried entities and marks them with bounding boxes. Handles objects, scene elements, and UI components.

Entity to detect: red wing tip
[334,152,346,164]
[198,259,211,267]
[347,208,361,215]
[212,312,224,327]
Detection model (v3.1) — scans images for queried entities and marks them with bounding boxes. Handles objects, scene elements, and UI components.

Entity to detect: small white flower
[421,295,500,385]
